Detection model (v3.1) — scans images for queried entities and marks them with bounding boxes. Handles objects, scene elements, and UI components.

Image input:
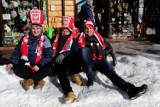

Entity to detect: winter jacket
[53,34,79,60]
[9,34,53,68]
[78,32,117,66]
[81,3,95,27]
[104,41,117,66]
[85,34,106,58]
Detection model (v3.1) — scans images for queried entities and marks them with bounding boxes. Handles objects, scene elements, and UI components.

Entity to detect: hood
[81,3,91,10]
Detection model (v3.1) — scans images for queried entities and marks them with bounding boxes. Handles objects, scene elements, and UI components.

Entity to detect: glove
[112,59,117,66]
[55,54,65,64]
[112,53,117,66]
[110,52,117,66]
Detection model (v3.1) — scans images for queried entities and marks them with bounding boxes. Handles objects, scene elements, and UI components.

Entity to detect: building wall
[0,0,77,47]
[47,0,75,28]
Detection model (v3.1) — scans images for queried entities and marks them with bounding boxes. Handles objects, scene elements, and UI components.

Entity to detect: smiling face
[31,25,42,36]
[84,25,94,36]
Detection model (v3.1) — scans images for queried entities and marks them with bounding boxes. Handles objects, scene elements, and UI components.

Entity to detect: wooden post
[108,0,111,38]
[0,2,3,47]
[62,0,65,16]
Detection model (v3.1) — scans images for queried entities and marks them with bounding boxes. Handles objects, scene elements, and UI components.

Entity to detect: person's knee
[81,47,90,54]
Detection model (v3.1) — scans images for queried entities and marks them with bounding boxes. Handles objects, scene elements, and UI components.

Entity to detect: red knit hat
[61,16,75,32]
[28,9,44,26]
[84,18,95,30]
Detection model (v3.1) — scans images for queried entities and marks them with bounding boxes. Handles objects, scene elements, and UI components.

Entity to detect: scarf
[78,31,106,49]
[21,34,44,64]
[52,34,73,55]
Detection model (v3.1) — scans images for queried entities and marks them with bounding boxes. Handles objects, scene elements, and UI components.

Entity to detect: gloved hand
[55,54,65,64]
[112,59,117,66]
[110,52,117,66]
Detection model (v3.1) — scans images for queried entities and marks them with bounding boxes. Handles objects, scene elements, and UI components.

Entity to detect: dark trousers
[81,47,131,91]
[93,59,130,91]
[81,47,94,80]
[54,53,81,95]
[13,62,53,84]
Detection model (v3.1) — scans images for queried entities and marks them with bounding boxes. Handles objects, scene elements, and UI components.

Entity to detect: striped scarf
[78,31,106,49]
[21,34,44,64]
[52,34,73,55]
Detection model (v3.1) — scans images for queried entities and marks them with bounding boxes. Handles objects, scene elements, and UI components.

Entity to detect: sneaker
[64,92,77,104]
[127,84,148,100]
[72,74,82,86]
[34,80,46,89]
[21,79,34,91]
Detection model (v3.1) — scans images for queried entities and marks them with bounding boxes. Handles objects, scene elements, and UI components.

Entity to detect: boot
[86,71,94,86]
[72,74,82,86]
[127,84,148,100]
[64,92,77,104]
[21,79,34,91]
[87,78,94,86]
[34,80,46,89]
[86,70,95,87]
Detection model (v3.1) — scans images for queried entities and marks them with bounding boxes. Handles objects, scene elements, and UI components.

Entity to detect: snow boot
[34,80,46,89]
[21,79,34,91]
[87,78,94,86]
[86,71,94,87]
[72,74,82,86]
[64,92,77,104]
[127,84,148,100]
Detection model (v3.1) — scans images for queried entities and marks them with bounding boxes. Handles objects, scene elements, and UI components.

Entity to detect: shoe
[86,71,95,87]
[87,78,94,86]
[64,92,77,104]
[72,74,82,86]
[21,79,34,91]
[34,80,46,89]
[127,84,148,100]
[86,71,94,87]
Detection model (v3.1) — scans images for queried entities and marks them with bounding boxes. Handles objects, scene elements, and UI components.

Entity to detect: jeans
[54,52,81,95]
[81,47,94,81]
[81,47,130,91]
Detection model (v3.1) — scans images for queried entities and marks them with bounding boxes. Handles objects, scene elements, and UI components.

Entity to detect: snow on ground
[0,54,160,107]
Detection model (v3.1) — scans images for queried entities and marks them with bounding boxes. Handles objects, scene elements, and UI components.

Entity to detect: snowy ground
[0,41,160,107]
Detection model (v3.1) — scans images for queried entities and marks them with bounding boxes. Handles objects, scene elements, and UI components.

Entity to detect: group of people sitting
[7,2,148,104]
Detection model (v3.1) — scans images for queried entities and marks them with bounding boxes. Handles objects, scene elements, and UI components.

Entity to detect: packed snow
[0,53,160,107]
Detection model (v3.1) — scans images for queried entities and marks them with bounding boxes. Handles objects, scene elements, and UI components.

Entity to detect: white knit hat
[86,0,93,5]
